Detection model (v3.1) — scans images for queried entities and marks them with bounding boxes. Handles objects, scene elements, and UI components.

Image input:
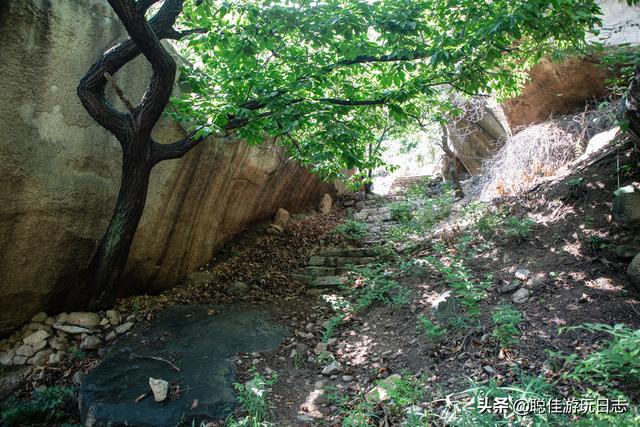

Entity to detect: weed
[381,373,425,409]
[386,184,456,240]
[491,303,523,348]
[226,369,278,427]
[476,210,506,240]
[560,323,640,391]
[349,265,410,312]
[504,217,535,241]
[1,386,76,427]
[416,316,447,342]
[322,314,345,343]
[425,253,492,323]
[389,201,415,223]
[334,220,369,241]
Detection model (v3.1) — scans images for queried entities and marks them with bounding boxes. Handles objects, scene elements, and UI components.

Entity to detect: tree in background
[77,0,605,309]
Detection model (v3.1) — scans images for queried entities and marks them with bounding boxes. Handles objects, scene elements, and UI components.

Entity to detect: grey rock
[31,312,48,323]
[341,375,353,382]
[628,253,640,291]
[48,336,67,350]
[100,318,109,327]
[53,323,91,335]
[0,351,12,365]
[23,330,50,347]
[225,281,249,296]
[66,312,101,329]
[31,349,53,366]
[514,269,531,281]
[342,199,355,207]
[15,344,35,358]
[105,331,117,342]
[312,276,347,288]
[74,371,87,385]
[114,322,134,335]
[500,280,520,293]
[185,270,215,285]
[55,313,69,323]
[44,317,56,326]
[149,377,169,402]
[48,352,63,364]
[106,310,121,326]
[613,186,640,227]
[355,201,366,210]
[80,335,102,351]
[512,288,530,304]
[12,356,28,365]
[321,360,341,376]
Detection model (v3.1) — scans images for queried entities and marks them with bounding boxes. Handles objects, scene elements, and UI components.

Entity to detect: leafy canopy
[171,0,603,178]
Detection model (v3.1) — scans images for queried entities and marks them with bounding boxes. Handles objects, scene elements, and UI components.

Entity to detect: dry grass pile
[471,99,620,200]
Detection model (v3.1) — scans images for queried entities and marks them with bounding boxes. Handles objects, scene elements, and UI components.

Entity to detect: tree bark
[70,0,205,310]
[626,64,640,144]
[440,124,464,198]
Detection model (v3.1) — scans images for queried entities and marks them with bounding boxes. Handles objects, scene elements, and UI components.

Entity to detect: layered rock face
[502,57,608,129]
[0,0,332,335]
[445,98,511,176]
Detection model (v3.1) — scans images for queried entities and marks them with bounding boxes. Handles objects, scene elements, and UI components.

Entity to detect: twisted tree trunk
[72,0,205,309]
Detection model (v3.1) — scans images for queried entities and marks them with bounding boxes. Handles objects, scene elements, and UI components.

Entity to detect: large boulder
[628,253,640,291]
[502,57,608,128]
[445,97,510,176]
[0,0,334,335]
[613,185,640,228]
[80,305,288,427]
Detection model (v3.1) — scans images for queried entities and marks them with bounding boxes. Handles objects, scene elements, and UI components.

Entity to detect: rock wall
[445,98,511,176]
[0,0,332,335]
[502,57,608,129]
[503,1,640,128]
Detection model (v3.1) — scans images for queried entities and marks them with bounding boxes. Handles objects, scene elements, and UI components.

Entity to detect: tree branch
[78,0,203,140]
[152,129,206,163]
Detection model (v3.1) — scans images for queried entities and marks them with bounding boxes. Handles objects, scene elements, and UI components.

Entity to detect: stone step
[308,255,377,268]
[304,266,337,276]
[311,276,348,288]
[319,248,379,258]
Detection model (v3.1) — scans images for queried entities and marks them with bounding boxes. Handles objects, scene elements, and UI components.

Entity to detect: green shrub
[504,217,535,240]
[425,251,492,323]
[560,323,640,389]
[416,316,447,342]
[1,386,76,427]
[334,220,369,240]
[322,314,345,342]
[491,303,523,348]
[350,265,410,312]
[389,201,415,223]
[226,369,278,427]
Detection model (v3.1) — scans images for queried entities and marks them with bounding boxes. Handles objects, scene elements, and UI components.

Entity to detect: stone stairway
[353,204,395,244]
[293,247,381,288]
[294,196,403,291]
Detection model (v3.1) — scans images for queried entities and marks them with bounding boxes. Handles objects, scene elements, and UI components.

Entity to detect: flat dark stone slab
[80,304,288,427]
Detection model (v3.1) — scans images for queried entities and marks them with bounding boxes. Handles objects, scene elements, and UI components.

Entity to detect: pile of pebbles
[0,310,136,367]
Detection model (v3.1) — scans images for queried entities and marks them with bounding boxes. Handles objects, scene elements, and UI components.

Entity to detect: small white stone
[53,323,91,335]
[149,377,169,402]
[514,269,531,281]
